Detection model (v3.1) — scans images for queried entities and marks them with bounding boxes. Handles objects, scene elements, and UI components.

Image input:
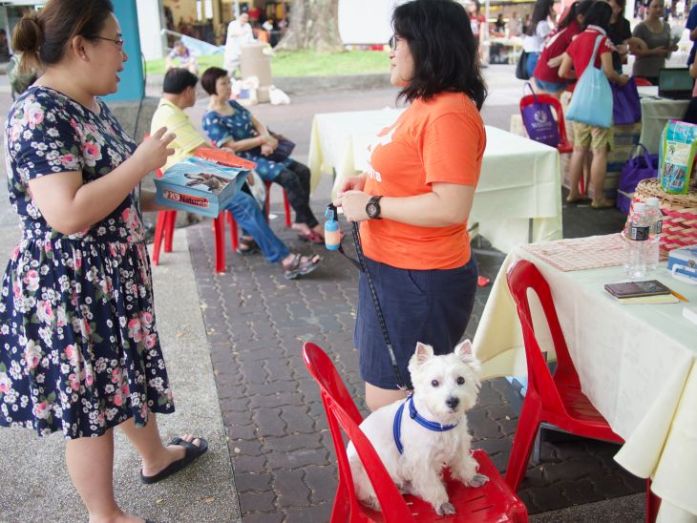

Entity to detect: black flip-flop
[141,437,208,485]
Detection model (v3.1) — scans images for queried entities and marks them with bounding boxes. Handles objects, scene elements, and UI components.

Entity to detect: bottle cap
[645,197,660,208]
[633,202,647,212]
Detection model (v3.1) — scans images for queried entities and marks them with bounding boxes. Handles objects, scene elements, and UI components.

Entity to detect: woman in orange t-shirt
[335,0,487,411]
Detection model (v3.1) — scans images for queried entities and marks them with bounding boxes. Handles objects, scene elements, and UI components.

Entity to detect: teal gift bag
[566,35,613,129]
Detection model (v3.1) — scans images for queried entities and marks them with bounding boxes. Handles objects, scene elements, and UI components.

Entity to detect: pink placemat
[521,234,626,271]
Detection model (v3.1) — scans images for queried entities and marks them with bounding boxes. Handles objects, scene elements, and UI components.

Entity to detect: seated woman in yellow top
[151,68,321,279]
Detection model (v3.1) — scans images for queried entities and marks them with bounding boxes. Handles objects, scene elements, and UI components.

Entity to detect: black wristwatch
[365,196,383,219]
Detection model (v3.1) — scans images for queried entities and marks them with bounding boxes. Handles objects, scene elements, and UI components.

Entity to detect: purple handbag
[520,83,561,147]
[616,144,658,214]
[612,78,641,125]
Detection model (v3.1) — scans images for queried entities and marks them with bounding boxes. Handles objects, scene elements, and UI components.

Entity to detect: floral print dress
[0,87,175,439]
[202,100,286,181]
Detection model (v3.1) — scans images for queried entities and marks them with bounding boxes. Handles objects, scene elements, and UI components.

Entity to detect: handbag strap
[524,81,537,100]
[589,34,605,71]
[633,143,654,165]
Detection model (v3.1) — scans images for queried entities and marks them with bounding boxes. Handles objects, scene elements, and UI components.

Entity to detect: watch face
[367,202,378,218]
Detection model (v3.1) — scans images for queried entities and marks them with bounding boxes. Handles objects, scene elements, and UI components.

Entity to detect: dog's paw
[466,473,489,488]
[436,502,456,515]
[362,496,381,512]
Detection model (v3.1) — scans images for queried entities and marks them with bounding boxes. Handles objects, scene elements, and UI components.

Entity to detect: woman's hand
[263,134,279,148]
[334,190,370,222]
[546,55,563,68]
[131,127,175,175]
[337,174,367,194]
[260,143,274,156]
[615,74,630,86]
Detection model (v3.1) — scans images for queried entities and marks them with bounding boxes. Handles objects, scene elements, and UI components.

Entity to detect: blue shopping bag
[566,35,613,129]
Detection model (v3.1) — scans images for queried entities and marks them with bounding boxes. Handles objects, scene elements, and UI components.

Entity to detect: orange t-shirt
[360,92,486,270]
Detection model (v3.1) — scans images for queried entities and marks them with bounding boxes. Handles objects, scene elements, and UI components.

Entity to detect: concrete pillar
[136,0,166,61]
[105,0,144,103]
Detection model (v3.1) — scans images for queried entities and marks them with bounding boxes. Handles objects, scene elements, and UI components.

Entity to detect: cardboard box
[155,157,249,218]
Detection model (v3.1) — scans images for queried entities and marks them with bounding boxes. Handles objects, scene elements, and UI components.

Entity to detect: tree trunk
[276,0,343,52]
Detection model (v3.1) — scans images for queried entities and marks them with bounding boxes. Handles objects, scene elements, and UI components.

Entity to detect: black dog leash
[326,204,409,391]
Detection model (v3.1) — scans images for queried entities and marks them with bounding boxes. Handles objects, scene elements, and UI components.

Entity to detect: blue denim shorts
[354,256,478,390]
[534,77,567,93]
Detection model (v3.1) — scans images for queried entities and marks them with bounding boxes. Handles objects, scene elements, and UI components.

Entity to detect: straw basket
[633,178,697,258]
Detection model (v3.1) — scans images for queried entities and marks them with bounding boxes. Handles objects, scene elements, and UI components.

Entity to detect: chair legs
[282,188,291,228]
[213,213,226,273]
[264,181,292,227]
[151,210,169,266]
[505,395,543,491]
[646,479,660,523]
[164,210,176,253]
[154,209,232,273]
[226,211,239,251]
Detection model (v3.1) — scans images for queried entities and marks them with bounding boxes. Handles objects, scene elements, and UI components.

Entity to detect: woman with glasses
[1,1,206,521]
[335,0,486,411]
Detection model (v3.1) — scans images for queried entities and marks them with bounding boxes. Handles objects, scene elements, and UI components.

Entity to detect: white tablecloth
[473,238,697,523]
[638,87,690,154]
[308,110,563,253]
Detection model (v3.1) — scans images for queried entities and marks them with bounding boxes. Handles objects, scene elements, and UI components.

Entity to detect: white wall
[136,0,166,60]
[338,0,400,45]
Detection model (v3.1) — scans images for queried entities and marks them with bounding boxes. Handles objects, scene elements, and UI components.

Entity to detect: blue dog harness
[393,396,458,454]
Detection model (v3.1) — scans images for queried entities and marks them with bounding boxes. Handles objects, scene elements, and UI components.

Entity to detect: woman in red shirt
[559,2,629,208]
[532,0,594,97]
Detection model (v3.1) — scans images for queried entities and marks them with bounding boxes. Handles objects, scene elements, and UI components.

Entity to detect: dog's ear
[454,339,475,361]
[414,342,434,365]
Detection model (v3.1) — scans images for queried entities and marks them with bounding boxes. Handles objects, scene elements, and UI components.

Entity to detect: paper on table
[522,234,626,271]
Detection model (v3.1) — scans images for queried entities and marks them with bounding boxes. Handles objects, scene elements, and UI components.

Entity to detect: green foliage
[144,49,389,78]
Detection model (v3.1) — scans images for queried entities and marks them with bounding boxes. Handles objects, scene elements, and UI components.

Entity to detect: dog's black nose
[446,397,460,409]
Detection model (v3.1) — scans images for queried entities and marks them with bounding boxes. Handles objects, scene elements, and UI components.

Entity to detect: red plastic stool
[264,180,292,227]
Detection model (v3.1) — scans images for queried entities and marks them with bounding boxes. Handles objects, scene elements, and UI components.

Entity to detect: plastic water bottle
[324,205,341,251]
[645,197,662,272]
[624,202,651,279]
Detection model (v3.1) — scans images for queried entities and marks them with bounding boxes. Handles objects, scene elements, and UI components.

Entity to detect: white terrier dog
[347,340,488,515]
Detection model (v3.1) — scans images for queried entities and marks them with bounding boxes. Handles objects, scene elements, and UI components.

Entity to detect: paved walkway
[0,66,648,522]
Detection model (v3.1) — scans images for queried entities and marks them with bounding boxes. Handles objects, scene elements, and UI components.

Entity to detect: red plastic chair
[519,92,584,194]
[302,342,529,523]
[633,77,653,87]
[263,180,292,228]
[505,260,657,522]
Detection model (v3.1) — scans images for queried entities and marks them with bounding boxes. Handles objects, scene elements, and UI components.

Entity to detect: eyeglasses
[388,35,404,51]
[94,36,124,49]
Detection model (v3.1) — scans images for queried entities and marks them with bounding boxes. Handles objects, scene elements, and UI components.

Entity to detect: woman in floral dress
[0,1,206,522]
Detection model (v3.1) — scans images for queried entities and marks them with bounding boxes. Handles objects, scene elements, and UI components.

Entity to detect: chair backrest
[506,260,580,409]
[519,93,572,152]
[302,342,414,521]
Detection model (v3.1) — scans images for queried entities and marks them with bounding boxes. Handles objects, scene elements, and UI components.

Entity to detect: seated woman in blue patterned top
[200,66,324,243]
